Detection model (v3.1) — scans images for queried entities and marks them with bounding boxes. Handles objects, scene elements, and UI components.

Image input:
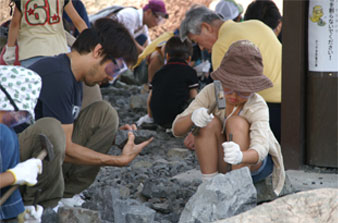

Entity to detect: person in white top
[115,0,169,54]
[172,40,285,195]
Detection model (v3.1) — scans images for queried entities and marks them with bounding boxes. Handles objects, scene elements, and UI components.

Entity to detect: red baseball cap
[143,0,169,19]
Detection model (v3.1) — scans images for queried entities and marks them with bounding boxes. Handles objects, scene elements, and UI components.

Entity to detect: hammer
[226,133,233,172]
[0,134,54,206]
[192,80,226,136]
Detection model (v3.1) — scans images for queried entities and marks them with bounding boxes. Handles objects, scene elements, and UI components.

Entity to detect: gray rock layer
[179,167,257,223]
[58,207,101,223]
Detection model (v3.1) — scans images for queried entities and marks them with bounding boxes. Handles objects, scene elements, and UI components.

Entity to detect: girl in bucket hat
[172,40,285,196]
[0,65,44,221]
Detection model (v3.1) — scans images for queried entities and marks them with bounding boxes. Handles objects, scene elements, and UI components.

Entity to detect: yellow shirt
[133,31,174,69]
[212,20,282,103]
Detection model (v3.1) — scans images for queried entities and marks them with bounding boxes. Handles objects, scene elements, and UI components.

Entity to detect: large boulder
[173,168,296,204]
[213,188,338,223]
[179,167,257,223]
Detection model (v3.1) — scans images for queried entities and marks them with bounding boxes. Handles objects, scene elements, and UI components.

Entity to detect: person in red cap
[115,0,169,54]
[172,40,285,196]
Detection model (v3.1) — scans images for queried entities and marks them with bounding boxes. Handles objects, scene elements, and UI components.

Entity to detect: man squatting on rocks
[172,40,285,195]
[179,5,282,150]
[0,18,153,221]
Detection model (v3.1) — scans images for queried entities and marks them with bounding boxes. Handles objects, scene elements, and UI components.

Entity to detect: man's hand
[7,158,42,186]
[184,132,195,150]
[121,131,153,165]
[3,45,16,65]
[222,141,243,165]
[191,107,214,128]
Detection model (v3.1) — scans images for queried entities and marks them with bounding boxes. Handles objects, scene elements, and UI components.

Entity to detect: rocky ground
[39,81,337,223]
[82,83,202,223]
[39,82,204,223]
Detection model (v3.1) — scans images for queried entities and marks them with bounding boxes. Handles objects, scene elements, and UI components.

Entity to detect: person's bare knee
[226,116,249,135]
[224,116,250,170]
[198,117,223,137]
[195,117,224,174]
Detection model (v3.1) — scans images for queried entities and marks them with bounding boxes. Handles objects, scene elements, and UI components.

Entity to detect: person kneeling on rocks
[137,36,199,129]
[172,40,285,195]
[25,18,153,210]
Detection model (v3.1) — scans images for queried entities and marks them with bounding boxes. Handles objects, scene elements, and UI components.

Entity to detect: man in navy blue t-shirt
[27,18,153,208]
[32,54,83,124]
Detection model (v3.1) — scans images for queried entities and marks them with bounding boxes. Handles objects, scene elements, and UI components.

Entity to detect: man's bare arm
[62,124,153,166]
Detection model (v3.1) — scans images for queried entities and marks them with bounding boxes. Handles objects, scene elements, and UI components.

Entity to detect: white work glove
[136,114,154,126]
[222,141,243,165]
[191,107,214,128]
[3,45,16,65]
[22,205,43,223]
[8,158,42,186]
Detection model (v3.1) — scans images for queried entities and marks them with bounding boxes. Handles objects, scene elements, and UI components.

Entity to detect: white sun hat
[0,65,41,120]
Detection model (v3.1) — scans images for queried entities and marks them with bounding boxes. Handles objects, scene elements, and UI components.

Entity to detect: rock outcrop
[179,167,257,223]
[213,188,338,223]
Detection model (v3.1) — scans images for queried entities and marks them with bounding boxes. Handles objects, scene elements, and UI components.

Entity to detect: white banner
[308,0,338,71]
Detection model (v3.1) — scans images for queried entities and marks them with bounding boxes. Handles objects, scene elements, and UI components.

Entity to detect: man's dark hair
[71,18,138,65]
[244,0,281,30]
[165,36,193,60]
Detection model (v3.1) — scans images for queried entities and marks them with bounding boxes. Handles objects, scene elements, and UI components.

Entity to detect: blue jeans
[0,124,25,220]
[20,56,44,68]
[135,34,147,46]
[251,154,273,183]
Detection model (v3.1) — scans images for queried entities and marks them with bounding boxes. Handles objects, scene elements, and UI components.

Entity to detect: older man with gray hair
[179,5,282,149]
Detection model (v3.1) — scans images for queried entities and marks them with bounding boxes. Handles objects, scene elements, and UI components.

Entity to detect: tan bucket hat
[210,40,273,93]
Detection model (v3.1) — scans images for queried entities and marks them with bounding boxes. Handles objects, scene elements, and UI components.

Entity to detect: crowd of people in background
[0,0,285,222]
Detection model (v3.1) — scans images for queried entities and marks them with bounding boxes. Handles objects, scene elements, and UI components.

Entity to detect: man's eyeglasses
[223,88,252,99]
[105,58,128,84]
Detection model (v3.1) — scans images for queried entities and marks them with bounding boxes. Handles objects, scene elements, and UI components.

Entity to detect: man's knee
[20,118,65,161]
[87,101,119,134]
[93,101,118,116]
[38,118,66,160]
[95,100,118,119]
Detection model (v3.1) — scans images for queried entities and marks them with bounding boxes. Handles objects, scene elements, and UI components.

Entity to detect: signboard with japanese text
[308,0,338,71]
